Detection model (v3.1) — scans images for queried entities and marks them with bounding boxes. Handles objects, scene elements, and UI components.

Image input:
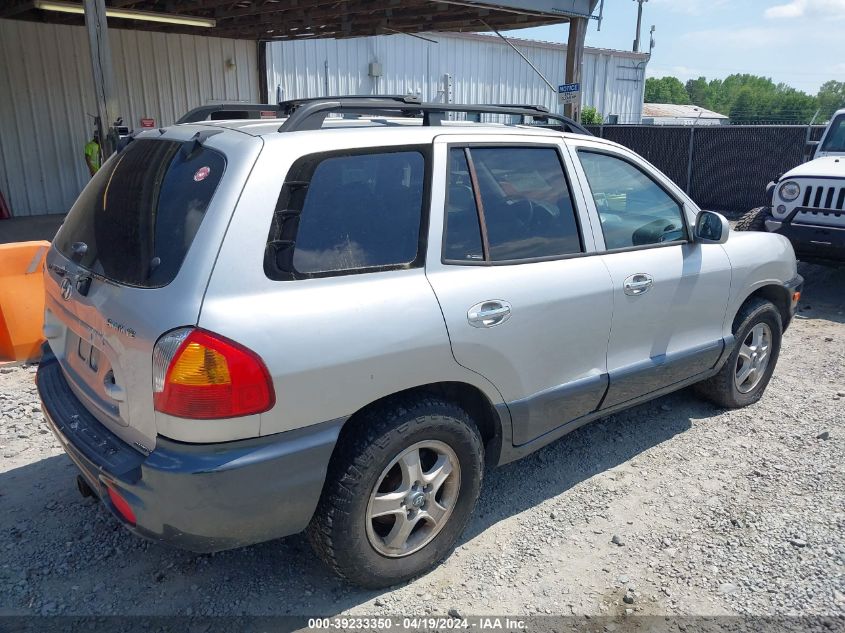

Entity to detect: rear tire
[307,396,484,589]
[735,206,768,232]
[695,298,782,408]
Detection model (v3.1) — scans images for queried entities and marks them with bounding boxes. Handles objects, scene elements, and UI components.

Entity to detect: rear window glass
[265,148,426,279]
[54,139,225,287]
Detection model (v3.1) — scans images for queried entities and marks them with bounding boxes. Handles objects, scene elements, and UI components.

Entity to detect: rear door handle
[623,273,653,296]
[467,300,512,328]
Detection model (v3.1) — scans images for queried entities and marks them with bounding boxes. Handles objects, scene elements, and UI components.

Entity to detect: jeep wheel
[695,298,782,408]
[734,206,768,231]
[307,396,484,588]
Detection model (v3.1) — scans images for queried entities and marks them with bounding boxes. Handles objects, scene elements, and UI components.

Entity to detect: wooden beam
[1,1,35,18]
[215,4,542,32]
[563,16,586,121]
[108,0,150,7]
[215,12,557,39]
[84,0,120,158]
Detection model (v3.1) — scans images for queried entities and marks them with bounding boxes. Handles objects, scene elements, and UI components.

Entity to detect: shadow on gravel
[464,396,696,543]
[794,262,845,325]
[0,393,710,617]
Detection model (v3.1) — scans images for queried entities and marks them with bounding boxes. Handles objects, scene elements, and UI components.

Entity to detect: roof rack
[177,103,283,124]
[276,96,591,135]
[176,96,422,124]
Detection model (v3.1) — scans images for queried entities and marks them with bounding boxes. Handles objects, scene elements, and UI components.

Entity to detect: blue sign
[558,83,580,93]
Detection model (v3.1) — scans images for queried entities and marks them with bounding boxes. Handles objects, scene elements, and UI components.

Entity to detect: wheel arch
[732,283,792,332]
[333,381,506,466]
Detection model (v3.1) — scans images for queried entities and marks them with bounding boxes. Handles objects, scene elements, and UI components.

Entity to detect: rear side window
[54,139,225,287]
[443,149,484,262]
[442,146,582,263]
[578,150,686,250]
[265,148,427,279]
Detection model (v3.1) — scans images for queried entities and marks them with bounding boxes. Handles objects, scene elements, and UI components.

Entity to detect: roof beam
[0,1,33,18]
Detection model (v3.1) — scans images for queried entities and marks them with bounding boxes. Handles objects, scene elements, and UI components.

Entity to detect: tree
[580,106,602,124]
[648,72,825,123]
[644,76,690,104]
[817,80,845,120]
[729,87,757,124]
[685,77,715,110]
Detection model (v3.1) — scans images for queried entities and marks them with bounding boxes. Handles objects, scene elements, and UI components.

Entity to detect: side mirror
[694,210,730,244]
[804,140,819,161]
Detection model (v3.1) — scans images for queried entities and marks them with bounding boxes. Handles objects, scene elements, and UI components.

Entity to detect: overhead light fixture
[32,1,216,28]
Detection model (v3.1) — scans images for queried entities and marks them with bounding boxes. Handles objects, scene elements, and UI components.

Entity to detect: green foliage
[647,72,840,124]
[684,77,715,111]
[817,81,845,119]
[580,106,603,124]
[645,77,690,105]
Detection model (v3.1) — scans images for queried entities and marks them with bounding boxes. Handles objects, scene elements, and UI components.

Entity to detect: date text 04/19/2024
[307,617,527,630]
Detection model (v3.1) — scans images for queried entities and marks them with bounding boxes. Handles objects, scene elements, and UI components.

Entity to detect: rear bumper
[765,214,845,262]
[36,350,342,553]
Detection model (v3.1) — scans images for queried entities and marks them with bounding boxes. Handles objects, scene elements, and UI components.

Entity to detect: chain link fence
[584,125,826,214]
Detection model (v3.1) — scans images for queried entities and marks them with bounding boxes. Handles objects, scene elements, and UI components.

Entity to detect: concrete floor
[0,215,65,245]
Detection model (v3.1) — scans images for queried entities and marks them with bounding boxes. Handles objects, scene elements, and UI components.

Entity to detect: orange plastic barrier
[0,241,50,362]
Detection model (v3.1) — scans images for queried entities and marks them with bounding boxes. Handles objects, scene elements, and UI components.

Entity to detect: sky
[503,0,845,95]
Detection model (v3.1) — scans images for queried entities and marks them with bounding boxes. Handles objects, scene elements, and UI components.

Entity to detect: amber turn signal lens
[168,342,232,386]
[153,329,275,419]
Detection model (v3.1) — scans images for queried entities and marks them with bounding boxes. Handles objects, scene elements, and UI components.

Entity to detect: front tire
[735,206,768,232]
[696,298,782,408]
[307,396,484,588]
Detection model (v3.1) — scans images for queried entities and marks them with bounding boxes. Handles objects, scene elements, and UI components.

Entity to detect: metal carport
[0,0,599,217]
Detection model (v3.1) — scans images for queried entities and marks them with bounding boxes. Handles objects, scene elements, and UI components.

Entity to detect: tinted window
[54,139,225,287]
[821,114,845,152]
[291,151,424,274]
[443,149,483,262]
[578,151,686,250]
[470,147,582,261]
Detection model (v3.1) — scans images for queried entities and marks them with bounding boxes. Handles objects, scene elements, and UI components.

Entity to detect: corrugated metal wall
[0,19,258,216]
[266,32,647,124]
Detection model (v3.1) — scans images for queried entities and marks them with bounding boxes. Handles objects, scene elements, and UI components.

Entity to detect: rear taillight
[153,328,275,419]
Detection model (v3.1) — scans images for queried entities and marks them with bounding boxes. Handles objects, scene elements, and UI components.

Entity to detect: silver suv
[38,98,802,588]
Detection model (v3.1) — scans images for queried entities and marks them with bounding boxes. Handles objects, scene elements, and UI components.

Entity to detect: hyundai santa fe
[37,97,802,588]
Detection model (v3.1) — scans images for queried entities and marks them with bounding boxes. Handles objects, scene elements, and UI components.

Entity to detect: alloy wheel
[734,322,772,394]
[365,440,461,558]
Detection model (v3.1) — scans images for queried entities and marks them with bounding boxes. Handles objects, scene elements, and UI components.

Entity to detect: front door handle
[624,273,654,296]
[467,300,512,328]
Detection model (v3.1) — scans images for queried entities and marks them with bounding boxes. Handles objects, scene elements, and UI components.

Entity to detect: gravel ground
[0,262,843,619]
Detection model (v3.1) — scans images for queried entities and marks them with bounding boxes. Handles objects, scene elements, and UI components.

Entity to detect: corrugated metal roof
[3,0,595,41]
[642,103,728,119]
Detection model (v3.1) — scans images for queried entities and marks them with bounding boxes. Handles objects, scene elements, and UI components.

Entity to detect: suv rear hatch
[43,128,261,453]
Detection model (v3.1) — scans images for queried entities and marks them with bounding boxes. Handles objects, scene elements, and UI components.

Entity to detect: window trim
[264,144,432,281]
[440,142,588,267]
[575,147,693,253]
[820,113,845,152]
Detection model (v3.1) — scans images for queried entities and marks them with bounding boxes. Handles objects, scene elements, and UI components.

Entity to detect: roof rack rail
[278,95,421,116]
[176,103,283,124]
[276,96,591,136]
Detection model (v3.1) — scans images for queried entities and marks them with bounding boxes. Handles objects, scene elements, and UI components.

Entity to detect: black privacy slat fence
[584,125,826,214]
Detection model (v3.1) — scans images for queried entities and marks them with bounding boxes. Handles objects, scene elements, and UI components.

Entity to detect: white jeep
[737,108,845,262]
